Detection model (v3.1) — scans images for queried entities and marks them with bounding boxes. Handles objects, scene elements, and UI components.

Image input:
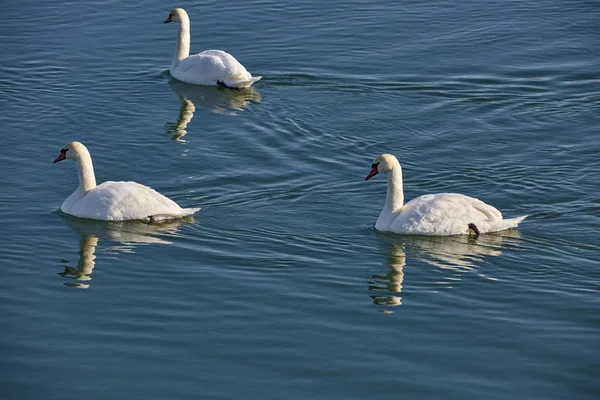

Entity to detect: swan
[53,142,200,221]
[164,8,261,88]
[365,154,526,236]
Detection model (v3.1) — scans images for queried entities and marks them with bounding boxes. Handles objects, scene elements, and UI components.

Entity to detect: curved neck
[76,150,97,193]
[171,18,191,71]
[383,167,404,215]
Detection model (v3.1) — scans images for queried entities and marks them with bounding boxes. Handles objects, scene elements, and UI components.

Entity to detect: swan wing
[403,193,501,219]
[172,50,259,87]
[68,181,198,221]
[393,193,506,235]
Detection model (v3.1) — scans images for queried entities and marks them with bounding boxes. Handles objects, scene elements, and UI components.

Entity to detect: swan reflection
[164,73,261,140]
[406,230,521,272]
[370,231,521,311]
[369,244,405,307]
[59,234,99,288]
[58,215,187,288]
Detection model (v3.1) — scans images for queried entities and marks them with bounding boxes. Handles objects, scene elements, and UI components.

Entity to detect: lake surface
[1,0,599,398]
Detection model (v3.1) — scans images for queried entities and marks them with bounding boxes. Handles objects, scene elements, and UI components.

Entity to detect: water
[1,0,599,398]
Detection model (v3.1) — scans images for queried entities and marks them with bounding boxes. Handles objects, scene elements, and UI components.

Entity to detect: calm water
[1,0,599,398]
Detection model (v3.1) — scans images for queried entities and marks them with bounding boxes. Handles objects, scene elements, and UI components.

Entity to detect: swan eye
[372,163,379,169]
[61,148,68,154]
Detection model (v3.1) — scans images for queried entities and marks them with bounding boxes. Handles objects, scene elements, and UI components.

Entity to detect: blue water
[1,0,599,399]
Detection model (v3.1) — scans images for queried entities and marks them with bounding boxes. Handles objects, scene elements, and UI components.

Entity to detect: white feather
[367,154,526,236]
[55,142,200,222]
[166,8,261,88]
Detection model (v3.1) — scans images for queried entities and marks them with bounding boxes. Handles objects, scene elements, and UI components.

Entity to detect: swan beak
[365,165,378,181]
[163,15,173,24]
[53,150,67,163]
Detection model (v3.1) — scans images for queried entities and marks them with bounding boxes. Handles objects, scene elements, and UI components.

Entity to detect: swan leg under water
[365,153,527,236]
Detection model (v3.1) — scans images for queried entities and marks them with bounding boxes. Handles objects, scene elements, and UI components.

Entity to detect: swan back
[68,181,193,221]
[173,50,256,87]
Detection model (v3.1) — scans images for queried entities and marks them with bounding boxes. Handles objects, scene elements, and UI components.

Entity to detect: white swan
[53,142,200,221]
[365,154,526,236]
[164,8,261,88]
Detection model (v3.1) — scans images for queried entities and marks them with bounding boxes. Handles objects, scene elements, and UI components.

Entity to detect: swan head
[53,142,87,163]
[365,154,400,180]
[164,8,188,24]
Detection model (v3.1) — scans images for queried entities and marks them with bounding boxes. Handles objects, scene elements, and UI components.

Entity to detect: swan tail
[486,215,527,233]
[180,207,201,216]
[220,75,262,88]
[147,208,200,222]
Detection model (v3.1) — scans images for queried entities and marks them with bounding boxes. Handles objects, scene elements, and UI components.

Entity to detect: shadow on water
[369,230,521,312]
[162,72,261,140]
[57,213,190,288]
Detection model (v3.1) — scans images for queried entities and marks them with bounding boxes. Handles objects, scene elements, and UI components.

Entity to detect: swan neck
[76,150,97,193]
[172,17,191,70]
[385,167,404,214]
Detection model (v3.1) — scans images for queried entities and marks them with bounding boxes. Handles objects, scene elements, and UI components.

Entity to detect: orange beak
[365,164,378,181]
[53,149,67,163]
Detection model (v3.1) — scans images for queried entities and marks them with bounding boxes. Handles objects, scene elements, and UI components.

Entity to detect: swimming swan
[365,154,526,235]
[53,142,200,221]
[164,8,261,88]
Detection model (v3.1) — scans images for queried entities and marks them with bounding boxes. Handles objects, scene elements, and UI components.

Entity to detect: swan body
[54,142,200,221]
[365,154,526,236]
[164,8,261,88]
